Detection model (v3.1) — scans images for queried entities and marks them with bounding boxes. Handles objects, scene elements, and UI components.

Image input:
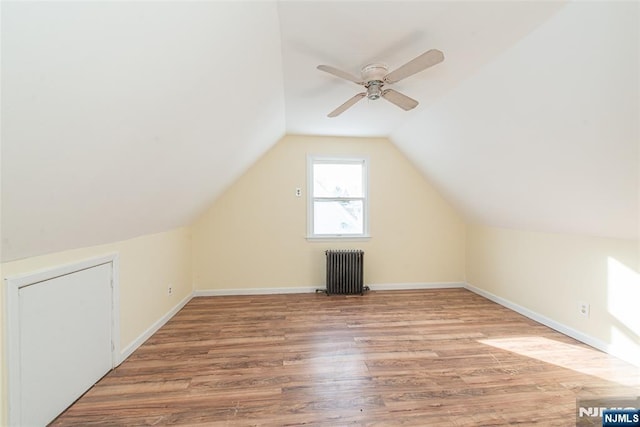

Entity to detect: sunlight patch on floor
[478,336,640,388]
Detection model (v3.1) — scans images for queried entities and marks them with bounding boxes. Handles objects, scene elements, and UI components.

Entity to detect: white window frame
[307,155,370,240]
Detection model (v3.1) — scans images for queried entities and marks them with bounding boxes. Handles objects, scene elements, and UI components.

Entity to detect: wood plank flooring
[51,289,640,426]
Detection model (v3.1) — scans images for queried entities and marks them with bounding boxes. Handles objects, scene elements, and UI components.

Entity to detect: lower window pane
[313,200,363,235]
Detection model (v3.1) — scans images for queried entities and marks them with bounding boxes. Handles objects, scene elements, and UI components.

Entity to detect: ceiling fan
[317,49,444,117]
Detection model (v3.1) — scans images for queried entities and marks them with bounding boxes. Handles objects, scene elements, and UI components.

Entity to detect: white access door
[18,262,113,426]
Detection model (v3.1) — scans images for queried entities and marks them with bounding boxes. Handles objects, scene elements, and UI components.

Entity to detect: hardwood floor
[51,289,640,426]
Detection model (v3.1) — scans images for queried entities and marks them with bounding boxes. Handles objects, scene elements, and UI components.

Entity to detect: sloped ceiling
[2,1,637,262]
[391,1,638,239]
[1,1,286,261]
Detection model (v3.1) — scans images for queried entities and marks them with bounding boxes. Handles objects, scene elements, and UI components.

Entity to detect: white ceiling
[279,1,566,136]
[1,1,638,262]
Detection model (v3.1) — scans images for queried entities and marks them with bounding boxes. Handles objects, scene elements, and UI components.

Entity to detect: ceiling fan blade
[328,92,366,117]
[317,65,364,85]
[381,89,419,111]
[384,49,444,84]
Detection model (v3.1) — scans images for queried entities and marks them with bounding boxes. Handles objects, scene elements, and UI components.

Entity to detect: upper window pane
[313,163,363,198]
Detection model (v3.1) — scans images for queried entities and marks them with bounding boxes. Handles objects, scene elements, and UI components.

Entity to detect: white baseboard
[194,282,465,296]
[118,292,192,364]
[368,282,465,291]
[194,286,318,296]
[464,282,612,354]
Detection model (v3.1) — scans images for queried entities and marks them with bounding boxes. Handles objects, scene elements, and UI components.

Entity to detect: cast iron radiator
[325,249,365,295]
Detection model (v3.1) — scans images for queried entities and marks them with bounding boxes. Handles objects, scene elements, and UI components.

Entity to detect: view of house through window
[308,157,368,237]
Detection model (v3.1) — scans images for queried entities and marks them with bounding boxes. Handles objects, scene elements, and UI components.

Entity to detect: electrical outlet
[168,285,173,296]
[578,301,590,318]
[295,188,302,197]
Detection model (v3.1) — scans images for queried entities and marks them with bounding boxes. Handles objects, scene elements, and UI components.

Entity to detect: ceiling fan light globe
[366,82,382,100]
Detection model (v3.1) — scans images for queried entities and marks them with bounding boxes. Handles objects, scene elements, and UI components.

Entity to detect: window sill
[306,235,371,242]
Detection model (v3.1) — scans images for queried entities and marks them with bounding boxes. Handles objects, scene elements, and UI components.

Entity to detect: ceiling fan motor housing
[361,63,388,81]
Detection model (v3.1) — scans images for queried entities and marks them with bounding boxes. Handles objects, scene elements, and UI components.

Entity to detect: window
[307,156,369,238]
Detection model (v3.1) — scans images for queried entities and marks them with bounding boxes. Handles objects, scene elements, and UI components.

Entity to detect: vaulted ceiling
[2,1,638,262]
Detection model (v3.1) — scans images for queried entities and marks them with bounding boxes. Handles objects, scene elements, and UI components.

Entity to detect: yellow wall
[0,226,192,424]
[192,135,466,290]
[466,223,640,365]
